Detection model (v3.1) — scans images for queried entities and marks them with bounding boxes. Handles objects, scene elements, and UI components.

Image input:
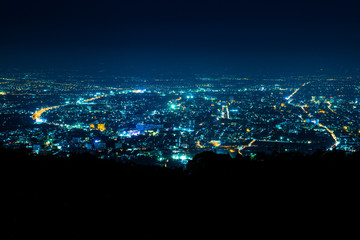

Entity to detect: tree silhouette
[2,146,360,239]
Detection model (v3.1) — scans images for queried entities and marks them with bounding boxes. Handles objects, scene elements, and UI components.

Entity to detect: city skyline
[1,0,360,161]
[1,71,359,166]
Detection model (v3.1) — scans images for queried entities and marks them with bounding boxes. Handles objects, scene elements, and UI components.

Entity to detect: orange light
[32,106,59,120]
[97,123,106,131]
[209,140,220,147]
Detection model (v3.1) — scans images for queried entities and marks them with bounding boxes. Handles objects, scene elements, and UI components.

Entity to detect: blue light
[35,118,45,123]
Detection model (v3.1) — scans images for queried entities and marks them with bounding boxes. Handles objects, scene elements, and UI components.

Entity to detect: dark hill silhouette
[2,147,359,239]
[187,149,360,181]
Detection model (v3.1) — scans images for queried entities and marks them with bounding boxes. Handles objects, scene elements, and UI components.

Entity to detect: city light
[35,118,45,123]
[1,72,358,162]
[133,89,146,93]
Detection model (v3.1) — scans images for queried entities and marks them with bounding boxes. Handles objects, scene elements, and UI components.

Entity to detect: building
[136,123,163,131]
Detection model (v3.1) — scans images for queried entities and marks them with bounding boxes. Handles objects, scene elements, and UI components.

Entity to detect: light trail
[299,105,308,114]
[318,123,340,150]
[285,81,310,101]
[196,141,205,148]
[32,106,60,120]
[283,81,339,150]
[285,88,300,100]
[85,95,105,102]
[238,139,256,155]
[31,94,107,121]
[296,105,339,150]
[248,139,256,147]
[326,101,336,114]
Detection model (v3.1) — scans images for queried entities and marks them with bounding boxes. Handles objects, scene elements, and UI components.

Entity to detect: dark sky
[1,0,360,75]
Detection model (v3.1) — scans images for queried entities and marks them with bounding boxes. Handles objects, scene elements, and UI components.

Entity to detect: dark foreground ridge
[3,148,359,239]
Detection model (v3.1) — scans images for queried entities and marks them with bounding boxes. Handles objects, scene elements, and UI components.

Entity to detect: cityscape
[2,1,360,238]
[1,71,359,167]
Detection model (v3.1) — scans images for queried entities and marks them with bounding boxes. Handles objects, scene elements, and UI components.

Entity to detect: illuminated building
[222,105,230,119]
[97,123,106,131]
[136,123,163,131]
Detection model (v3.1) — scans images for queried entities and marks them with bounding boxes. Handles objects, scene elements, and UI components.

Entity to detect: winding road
[31,95,107,121]
[285,81,339,150]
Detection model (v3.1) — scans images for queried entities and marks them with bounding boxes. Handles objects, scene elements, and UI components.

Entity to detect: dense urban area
[1,71,360,167]
[3,1,359,239]
[3,70,360,240]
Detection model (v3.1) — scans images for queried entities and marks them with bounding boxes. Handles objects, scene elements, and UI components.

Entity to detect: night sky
[1,0,360,75]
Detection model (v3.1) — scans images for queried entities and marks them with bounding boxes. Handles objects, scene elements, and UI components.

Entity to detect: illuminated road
[318,123,340,150]
[238,139,256,155]
[31,94,107,121]
[285,81,310,101]
[284,81,339,150]
[32,106,60,120]
[326,101,337,114]
[85,95,105,102]
[296,103,339,150]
